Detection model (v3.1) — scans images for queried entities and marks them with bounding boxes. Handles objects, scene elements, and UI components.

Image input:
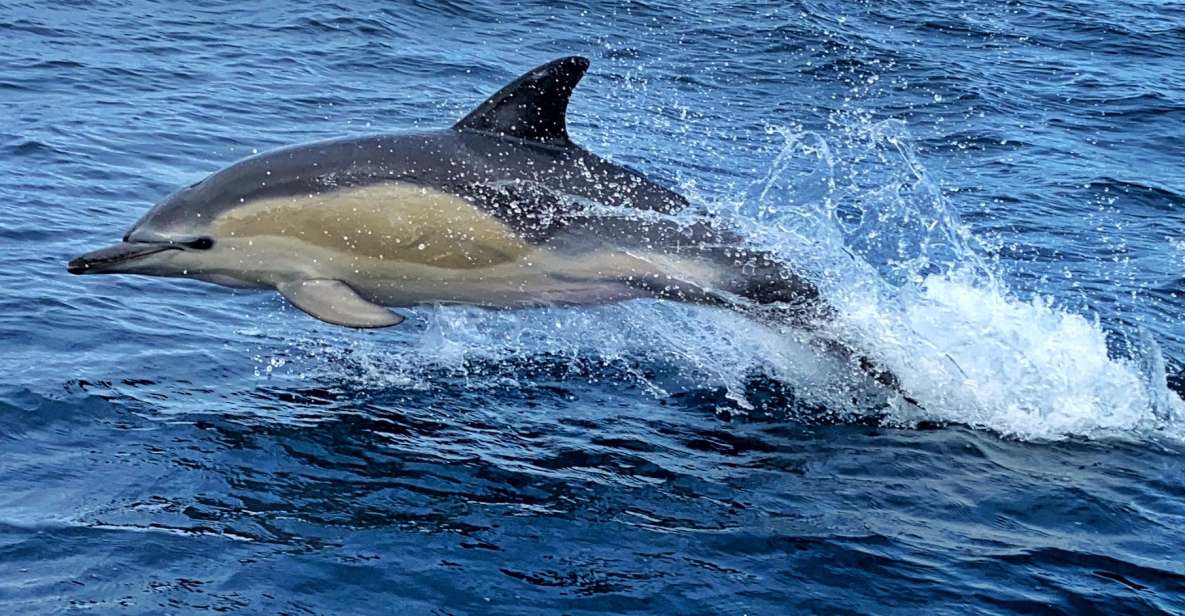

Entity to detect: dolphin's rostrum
[68,56,823,328]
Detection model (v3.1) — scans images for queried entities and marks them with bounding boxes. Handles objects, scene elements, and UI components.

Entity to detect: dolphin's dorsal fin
[453,56,589,145]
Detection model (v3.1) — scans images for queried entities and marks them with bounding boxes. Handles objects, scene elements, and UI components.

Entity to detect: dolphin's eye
[187,237,215,250]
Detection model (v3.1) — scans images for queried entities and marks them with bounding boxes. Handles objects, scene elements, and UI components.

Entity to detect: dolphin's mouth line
[67,242,181,275]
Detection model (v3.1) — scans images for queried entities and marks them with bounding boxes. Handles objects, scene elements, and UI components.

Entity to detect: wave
[237,116,1184,444]
[731,118,1184,441]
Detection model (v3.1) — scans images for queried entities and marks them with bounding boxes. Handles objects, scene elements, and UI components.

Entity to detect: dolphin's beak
[67,242,180,275]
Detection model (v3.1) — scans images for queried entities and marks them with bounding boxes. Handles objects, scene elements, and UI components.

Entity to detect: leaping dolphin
[69,56,823,326]
[67,56,908,398]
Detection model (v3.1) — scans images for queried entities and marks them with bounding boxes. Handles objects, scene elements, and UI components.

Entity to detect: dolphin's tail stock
[822,337,923,408]
[742,300,924,408]
[619,240,920,405]
[711,255,925,409]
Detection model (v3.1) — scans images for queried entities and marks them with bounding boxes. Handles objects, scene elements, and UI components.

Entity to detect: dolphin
[68,56,824,326]
[67,56,909,398]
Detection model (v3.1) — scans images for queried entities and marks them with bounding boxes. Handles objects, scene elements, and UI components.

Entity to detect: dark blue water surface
[3,1,1185,614]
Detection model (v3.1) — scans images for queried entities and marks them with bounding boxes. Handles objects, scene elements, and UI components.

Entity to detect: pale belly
[346,249,677,309]
[200,236,723,309]
[201,182,726,309]
[356,271,649,308]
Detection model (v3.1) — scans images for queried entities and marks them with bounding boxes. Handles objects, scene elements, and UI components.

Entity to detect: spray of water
[730,118,1184,440]
[258,117,1183,442]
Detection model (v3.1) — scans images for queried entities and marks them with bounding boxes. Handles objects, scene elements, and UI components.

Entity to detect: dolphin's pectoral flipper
[276,280,405,328]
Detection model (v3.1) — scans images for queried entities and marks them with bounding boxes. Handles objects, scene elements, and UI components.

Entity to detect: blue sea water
[2,0,1185,613]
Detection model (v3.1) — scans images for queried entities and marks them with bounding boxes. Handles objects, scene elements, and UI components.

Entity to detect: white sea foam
[264,118,1183,442]
[730,119,1185,440]
[829,271,1183,440]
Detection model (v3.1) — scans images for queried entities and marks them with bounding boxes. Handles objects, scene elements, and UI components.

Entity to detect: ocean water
[2,0,1185,613]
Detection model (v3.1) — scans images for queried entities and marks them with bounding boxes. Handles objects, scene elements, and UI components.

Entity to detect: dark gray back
[127,56,688,244]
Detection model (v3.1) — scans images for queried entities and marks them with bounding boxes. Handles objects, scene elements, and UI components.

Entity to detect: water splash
[266,301,878,421]
[736,118,1184,441]
[253,117,1183,442]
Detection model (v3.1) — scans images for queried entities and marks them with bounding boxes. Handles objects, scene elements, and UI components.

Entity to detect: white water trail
[258,118,1183,442]
[732,119,1184,441]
